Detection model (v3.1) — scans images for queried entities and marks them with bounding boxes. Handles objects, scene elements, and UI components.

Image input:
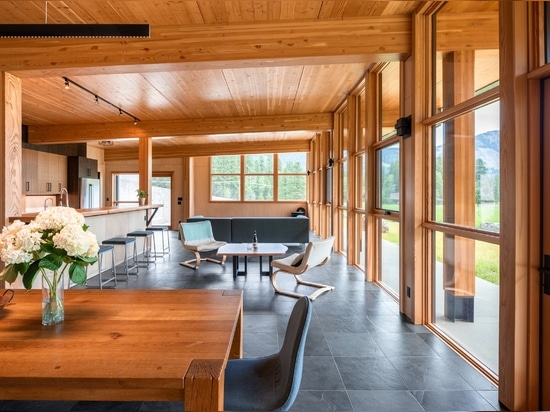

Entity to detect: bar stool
[126,230,156,266]
[86,245,117,289]
[145,225,170,256]
[102,237,139,278]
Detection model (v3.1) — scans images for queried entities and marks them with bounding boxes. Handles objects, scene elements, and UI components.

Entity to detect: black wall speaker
[395,115,412,138]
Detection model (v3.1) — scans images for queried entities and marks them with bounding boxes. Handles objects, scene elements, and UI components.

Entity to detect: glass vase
[41,269,65,326]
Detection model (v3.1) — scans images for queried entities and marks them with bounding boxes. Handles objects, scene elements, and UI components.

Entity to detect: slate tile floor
[0,232,504,412]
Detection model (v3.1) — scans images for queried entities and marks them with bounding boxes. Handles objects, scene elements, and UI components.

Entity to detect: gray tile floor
[0,232,503,412]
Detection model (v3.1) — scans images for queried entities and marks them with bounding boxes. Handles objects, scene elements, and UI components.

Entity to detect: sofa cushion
[231,217,309,244]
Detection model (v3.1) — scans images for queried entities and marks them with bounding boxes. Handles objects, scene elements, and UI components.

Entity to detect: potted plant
[136,189,147,206]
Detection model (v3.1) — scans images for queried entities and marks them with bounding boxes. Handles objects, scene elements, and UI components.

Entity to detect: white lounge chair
[271,236,335,300]
[179,221,227,269]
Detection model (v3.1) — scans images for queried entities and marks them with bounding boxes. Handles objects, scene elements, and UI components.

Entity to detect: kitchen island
[8,204,164,281]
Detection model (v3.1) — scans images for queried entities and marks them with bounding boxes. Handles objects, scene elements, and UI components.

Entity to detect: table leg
[233,256,248,277]
[184,359,225,411]
[232,256,238,279]
[259,256,273,277]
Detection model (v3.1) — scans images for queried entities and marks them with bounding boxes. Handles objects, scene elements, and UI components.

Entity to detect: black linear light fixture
[0,1,149,38]
[63,77,140,125]
[0,23,150,38]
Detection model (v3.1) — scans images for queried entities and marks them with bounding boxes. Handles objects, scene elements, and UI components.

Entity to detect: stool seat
[127,230,154,236]
[103,237,136,245]
[103,237,138,278]
[99,244,115,253]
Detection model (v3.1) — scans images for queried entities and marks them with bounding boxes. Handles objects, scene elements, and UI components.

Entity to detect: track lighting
[62,77,140,124]
[0,24,150,38]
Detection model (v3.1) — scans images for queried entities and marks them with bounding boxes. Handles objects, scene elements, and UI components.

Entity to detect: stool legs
[86,245,117,289]
[146,226,170,257]
[127,231,156,266]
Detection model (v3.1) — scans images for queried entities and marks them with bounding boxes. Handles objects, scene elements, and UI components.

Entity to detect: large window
[373,61,402,298]
[278,153,308,200]
[244,154,273,201]
[428,2,500,379]
[211,155,241,201]
[210,153,307,202]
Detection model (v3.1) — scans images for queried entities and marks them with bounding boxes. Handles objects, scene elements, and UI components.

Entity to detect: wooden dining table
[0,288,243,411]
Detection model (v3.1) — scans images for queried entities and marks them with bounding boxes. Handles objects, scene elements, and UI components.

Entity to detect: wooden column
[499,2,536,410]
[0,72,23,288]
[138,136,152,205]
[441,50,477,322]
[399,6,435,323]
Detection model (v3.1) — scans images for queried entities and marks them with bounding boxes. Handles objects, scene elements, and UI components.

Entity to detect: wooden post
[138,136,152,205]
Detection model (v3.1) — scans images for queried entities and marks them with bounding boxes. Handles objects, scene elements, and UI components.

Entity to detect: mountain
[434,130,500,172]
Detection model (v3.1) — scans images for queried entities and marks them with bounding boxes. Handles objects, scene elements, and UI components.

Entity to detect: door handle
[540,255,550,295]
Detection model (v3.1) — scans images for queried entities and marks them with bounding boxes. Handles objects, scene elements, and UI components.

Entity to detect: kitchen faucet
[59,188,69,207]
[43,197,54,210]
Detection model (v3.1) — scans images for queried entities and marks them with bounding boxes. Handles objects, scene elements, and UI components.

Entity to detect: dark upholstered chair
[179,221,227,269]
[270,236,335,301]
[224,296,312,411]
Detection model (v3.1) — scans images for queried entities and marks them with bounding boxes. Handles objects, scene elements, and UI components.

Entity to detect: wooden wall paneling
[498,2,535,410]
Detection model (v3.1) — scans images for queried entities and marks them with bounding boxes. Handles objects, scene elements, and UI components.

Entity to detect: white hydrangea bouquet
[0,207,99,324]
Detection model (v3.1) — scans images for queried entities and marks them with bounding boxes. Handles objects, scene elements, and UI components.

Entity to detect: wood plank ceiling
[0,1,498,160]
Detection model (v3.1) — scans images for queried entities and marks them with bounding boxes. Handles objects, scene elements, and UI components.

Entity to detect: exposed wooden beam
[2,13,498,78]
[103,140,311,161]
[1,17,412,76]
[28,113,333,144]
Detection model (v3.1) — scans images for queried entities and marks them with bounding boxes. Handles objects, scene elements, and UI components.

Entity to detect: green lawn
[381,209,500,285]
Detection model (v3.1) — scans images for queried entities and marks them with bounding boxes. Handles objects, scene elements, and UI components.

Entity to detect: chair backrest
[179,221,216,246]
[276,296,312,411]
[299,236,335,270]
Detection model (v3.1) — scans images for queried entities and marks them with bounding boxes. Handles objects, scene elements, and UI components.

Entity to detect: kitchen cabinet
[68,156,98,179]
[22,149,67,194]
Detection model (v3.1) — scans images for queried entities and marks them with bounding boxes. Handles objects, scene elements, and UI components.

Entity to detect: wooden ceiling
[0,1,498,160]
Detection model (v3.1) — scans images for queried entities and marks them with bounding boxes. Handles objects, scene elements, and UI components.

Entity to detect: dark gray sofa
[187,216,309,244]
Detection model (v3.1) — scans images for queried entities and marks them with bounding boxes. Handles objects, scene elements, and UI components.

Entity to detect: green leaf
[14,262,29,275]
[69,263,87,286]
[39,254,63,271]
[0,265,19,284]
[22,266,40,289]
[79,255,99,265]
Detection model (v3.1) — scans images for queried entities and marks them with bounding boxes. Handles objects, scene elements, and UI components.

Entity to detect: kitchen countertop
[9,204,163,223]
